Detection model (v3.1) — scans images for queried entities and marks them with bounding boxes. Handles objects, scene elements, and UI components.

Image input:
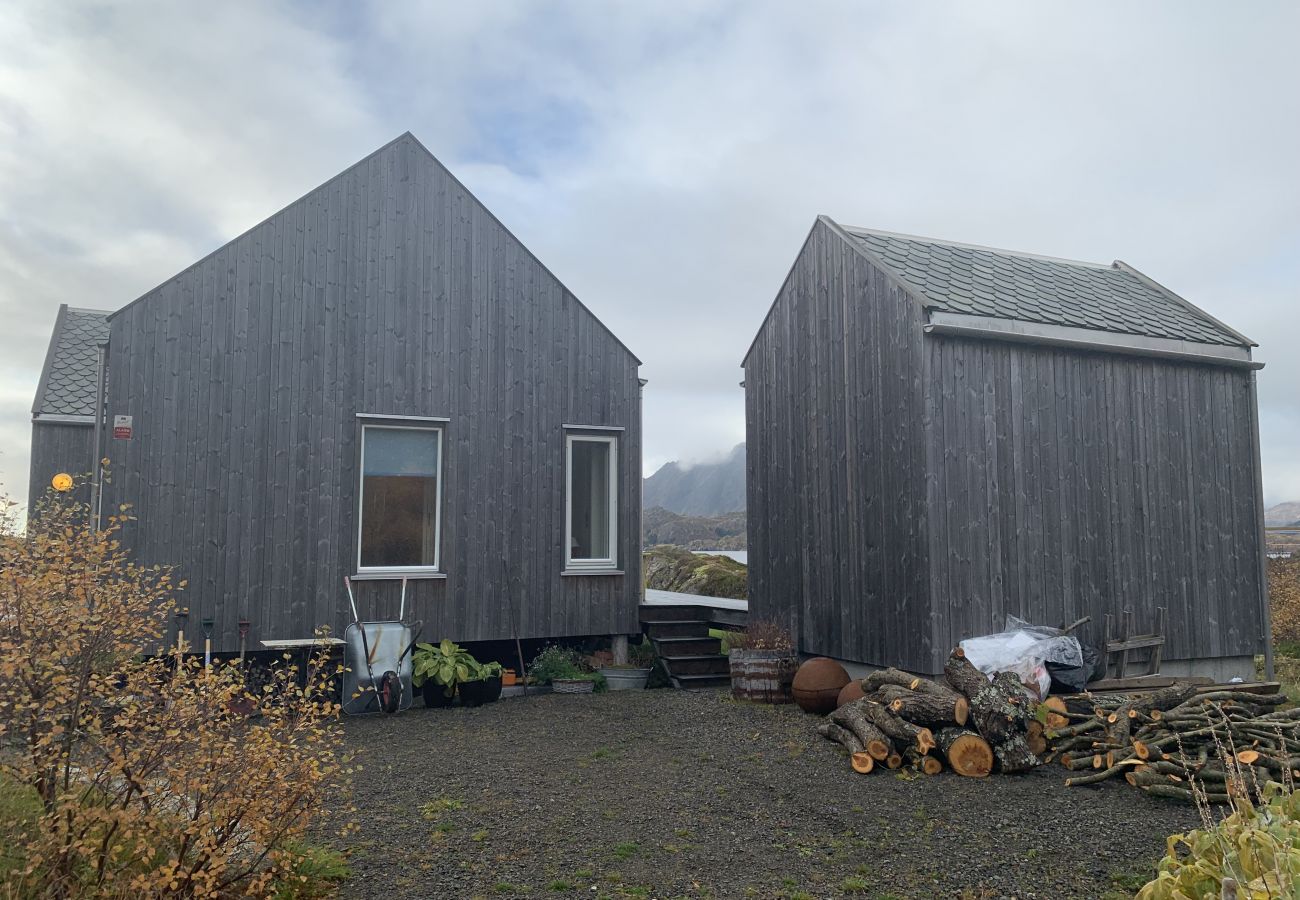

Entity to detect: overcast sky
[1,1,1297,512]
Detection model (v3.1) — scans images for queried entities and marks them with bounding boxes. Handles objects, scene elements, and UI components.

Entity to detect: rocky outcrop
[643,545,747,600]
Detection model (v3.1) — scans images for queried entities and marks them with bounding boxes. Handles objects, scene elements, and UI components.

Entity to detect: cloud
[1,1,1297,511]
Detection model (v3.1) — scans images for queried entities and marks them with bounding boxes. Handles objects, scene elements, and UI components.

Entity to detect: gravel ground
[325,688,1200,899]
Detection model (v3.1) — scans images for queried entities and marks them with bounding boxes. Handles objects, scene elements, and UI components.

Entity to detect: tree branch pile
[816,648,1058,777]
[1042,683,1296,802]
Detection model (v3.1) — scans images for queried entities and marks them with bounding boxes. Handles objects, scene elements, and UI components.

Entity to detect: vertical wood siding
[744,220,933,672]
[27,422,94,512]
[101,135,642,652]
[923,335,1265,671]
[745,222,1265,675]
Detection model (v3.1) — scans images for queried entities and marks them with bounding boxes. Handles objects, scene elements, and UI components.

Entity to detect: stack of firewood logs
[817,647,1046,777]
[817,648,1297,799]
[1043,682,1297,802]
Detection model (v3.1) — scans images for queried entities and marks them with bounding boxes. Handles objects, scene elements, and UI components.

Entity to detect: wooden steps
[639,603,734,689]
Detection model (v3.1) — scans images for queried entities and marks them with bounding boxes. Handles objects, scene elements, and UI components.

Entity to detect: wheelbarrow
[341,576,422,715]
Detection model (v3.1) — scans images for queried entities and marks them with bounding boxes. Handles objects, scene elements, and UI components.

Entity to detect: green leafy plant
[463,659,504,683]
[412,639,475,696]
[529,644,597,685]
[1137,783,1300,898]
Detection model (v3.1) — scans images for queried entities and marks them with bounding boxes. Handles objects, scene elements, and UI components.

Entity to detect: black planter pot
[421,681,455,708]
[457,676,503,707]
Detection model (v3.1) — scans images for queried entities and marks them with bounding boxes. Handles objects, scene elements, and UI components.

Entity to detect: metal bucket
[599,667,652,691]
[729,649,797,703]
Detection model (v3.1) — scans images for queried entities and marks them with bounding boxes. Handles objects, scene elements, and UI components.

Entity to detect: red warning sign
[112,414,133,440]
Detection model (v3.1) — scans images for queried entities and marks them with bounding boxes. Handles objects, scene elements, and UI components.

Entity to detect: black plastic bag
[1046,641,1103,693]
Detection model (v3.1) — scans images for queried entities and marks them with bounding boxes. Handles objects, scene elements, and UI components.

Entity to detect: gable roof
[108,132,640,364]
[32,304,111,418]
[838,221,1252,348]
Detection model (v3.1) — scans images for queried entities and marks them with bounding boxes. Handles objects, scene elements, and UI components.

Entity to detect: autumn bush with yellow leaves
[0,489,348,897]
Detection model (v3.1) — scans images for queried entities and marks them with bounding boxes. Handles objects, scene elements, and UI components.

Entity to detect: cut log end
[937,729,994,778]
[885,753,903,770]
[1133,740,1150,761]
[922,756,943,775]
[866,739,891,761]
[1236,750,1261,766]
[851,752,875,774]
[954,696,970,727]
[916,728,935,755]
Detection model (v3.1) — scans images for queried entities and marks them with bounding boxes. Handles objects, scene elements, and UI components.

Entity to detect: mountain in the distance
[1265,501,1300,527]
[644,443,745,516]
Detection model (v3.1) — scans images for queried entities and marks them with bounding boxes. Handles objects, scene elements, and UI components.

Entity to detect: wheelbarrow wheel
[379,670,402,714]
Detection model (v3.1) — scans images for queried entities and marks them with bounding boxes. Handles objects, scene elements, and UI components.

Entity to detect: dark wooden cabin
[743,216,1269,679]
[29,133,643,653]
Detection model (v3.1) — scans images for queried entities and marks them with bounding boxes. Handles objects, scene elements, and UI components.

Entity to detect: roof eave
[1111,260,1256,349]
[30,303,69,417]
[741,215,933,368]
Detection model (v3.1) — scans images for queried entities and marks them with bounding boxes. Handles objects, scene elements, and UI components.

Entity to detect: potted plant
[728,620,797,703]
[596,638,656,691]
[412,639,474,708]
[529,645,600,694]
[457,660,504,707]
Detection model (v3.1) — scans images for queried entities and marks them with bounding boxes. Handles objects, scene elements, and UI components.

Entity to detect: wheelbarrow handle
[397,621,424,664]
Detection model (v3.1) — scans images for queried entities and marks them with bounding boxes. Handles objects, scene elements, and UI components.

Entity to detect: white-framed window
[357,423,443,574]
[564,432,619,572]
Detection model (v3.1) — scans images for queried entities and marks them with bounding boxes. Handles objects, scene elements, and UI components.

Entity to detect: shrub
[1137,784,1300,898]
[0,487,347,897]
[528,645,594,684]
[728,619,793,653]
[1270,557,1300,646]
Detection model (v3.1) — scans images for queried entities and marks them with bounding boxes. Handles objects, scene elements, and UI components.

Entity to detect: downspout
[90,341,107,531]
[1248,370,1274,680]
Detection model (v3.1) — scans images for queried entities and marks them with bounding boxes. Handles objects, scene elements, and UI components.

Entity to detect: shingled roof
[32,305,111,418]
[838,223,1250,347]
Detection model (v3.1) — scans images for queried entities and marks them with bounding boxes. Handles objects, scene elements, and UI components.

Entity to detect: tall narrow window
[565,433,618,571]
[358,425,442,572]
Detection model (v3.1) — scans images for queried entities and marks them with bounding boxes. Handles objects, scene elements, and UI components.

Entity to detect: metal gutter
[1248,372,1275,680]
[923,313,1263,370]
[32,414,95,425]
[90,342,107,531]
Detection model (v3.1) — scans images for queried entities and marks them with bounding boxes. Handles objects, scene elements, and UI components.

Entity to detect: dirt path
[325,688,1196,899]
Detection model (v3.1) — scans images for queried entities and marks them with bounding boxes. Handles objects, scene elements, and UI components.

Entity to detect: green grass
[270,843,351,899]
[0,774,42,880]
[494,884,521,894]
[548,880,573,892]
[708,628,743,654]
[1098,861,1157,899]
[611,841,639,860]
[419,796,465,818]
[841,875,870,893]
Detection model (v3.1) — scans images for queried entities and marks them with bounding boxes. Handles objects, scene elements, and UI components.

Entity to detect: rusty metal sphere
[792,656,850,714]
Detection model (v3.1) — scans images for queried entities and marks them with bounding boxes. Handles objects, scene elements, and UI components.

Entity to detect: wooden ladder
[1104,606,1167,679]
